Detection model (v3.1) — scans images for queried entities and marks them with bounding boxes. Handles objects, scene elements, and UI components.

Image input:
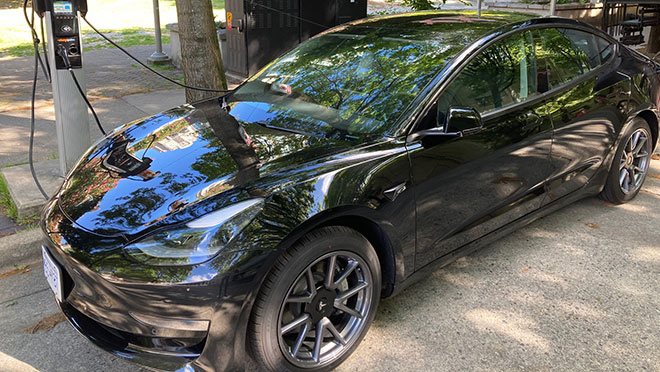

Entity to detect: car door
[533,27,629,203]
[408,30,555,269]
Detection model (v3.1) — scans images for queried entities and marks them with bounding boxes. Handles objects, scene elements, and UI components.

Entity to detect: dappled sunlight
[518,227,560,240]
[440,271,477,288]
[525,269,568,287]
[0,351,39,372]
[614,282,649,297]
[465,309,551,352]
[556,300,608,320]
[556,241,587,257]
[628,246,660,263]
[508,290,607,319]
[613,199,654,213]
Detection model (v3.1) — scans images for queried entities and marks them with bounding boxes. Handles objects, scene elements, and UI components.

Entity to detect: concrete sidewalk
[0,45,184,113]
[0,89,186,168]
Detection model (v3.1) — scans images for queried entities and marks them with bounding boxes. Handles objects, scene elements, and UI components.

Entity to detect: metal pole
[477,0,482,17]
[550,0,557,16]
[148,0,170,63]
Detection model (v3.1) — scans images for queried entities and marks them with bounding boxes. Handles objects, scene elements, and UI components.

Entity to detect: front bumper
[42,234,269,372]
[43,240,213,371]
[57,300,202,371]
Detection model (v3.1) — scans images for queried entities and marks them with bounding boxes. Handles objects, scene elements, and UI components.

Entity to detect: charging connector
[57,44,106,136]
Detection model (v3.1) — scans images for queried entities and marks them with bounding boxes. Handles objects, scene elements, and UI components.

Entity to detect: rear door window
[535,28,589,88]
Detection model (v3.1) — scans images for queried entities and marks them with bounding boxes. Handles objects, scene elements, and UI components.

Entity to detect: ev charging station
[34,0,91,176]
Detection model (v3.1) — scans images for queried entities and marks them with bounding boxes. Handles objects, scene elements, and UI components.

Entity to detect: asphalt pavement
[1,160,659,372]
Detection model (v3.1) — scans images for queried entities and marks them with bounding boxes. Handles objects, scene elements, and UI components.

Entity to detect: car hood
[55,98,355,239]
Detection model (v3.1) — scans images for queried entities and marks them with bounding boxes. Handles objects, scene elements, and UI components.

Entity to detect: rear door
[534,27,628,203]
[408,30,555,268]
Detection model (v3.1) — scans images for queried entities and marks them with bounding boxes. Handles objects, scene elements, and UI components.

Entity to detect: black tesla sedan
[41,11,659,372]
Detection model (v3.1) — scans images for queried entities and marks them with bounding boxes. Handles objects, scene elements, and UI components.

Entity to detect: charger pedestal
[45,10,91,176]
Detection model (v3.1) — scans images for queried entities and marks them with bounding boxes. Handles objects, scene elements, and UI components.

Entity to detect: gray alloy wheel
[601,118,653,204]
[277,251,372,368]
[249,226,381,372]
[618,127,652,195]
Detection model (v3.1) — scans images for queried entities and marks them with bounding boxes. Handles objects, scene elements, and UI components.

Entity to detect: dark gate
[225,0,367,77]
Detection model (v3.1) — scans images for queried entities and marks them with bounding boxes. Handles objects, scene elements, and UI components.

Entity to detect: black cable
[40,16,51,83]
[57,44,106,136]
[23,0,50,82]
[24,0,48,200]
[81,15,231,93]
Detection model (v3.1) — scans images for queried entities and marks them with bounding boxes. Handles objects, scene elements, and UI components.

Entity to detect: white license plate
[42,246,63,302]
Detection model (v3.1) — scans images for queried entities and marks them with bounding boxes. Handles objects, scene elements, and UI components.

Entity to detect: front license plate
[42,246,63,302]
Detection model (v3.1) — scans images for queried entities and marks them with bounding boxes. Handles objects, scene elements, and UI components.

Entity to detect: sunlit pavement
[2,159,660,372]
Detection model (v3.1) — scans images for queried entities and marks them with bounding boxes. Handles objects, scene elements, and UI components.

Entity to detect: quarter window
[439,30,537,117]
[560,28,614,68]
[535,27,613,90]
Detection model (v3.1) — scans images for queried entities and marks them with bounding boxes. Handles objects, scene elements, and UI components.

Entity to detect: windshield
[231,26,466,137]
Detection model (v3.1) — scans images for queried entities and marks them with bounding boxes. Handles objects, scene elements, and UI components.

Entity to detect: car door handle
[383,182,406,202]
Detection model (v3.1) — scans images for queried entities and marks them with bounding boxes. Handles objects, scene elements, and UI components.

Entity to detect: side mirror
[444,106,482,134]
[407,106,482,143]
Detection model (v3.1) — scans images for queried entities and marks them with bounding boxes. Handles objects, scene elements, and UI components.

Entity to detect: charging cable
[57,44,106,136]
[23,0,49,200]
[81,15,231,94]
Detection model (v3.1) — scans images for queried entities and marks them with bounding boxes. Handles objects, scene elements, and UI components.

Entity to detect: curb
[0,229,44,271]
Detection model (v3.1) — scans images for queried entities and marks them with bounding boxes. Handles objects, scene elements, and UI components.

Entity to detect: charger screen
[53,1,73,14]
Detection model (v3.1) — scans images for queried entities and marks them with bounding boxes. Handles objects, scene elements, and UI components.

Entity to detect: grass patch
[0,171,39,225]
[0,0,22,9]
[1,27,172,56]
[0,174,18,220]
[0,0,224,58]
[83,28,171,51]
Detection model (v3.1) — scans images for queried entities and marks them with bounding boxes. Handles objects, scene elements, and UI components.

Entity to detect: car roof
[336,11,535,43]
[333,11,609,46]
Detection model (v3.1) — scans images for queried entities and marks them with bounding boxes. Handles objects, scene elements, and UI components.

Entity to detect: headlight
[124,198,264,266]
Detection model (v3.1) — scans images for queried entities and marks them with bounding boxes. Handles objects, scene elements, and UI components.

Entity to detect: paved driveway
[2,161,659,372]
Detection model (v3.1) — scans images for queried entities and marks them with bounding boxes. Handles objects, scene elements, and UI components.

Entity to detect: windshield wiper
[253,121,316,137]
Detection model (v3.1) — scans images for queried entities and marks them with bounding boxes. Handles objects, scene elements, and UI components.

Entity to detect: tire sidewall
[606,119,652,203]
[253,227,381,372]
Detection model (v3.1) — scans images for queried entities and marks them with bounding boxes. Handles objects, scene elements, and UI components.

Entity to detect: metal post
[477,0,482,17]
[148,0,170,63]
[45,11,91,176]
[550,0,557,16]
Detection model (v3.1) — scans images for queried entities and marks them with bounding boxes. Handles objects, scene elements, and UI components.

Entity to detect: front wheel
[250,226,381,371]
[600,118,653,204]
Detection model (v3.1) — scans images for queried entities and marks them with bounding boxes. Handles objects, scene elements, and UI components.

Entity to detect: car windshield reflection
[231,26,471,137]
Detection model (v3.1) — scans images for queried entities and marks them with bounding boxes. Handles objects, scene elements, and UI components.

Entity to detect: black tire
[249,226,381,372]
[600,118,653,204]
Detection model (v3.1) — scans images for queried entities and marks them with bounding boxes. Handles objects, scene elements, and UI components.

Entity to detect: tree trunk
[174,0,227,102]
[648,25,660,55]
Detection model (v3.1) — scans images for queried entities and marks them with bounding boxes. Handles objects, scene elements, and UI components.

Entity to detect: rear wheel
[250,226,381,371]
[600,118,653,204]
